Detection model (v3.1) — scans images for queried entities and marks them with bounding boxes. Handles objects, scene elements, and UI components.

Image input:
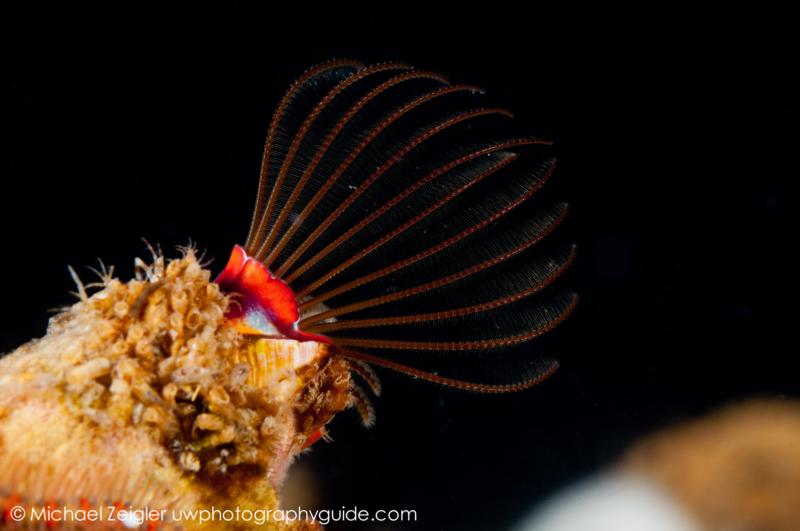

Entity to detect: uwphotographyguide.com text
[7,504,417,527]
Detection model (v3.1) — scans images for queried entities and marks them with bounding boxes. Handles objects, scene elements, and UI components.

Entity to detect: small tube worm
[0,60,574,529]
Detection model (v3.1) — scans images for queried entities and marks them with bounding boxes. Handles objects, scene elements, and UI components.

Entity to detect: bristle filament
[281,105,512,283]
[300,203,568,325]
[285,139,548,295]
[307,245,577,333]
[298,158,559,308]
[338,348,560,393]
[262,69,452,267]
[271,84,484,278]
[346,359,382,396]
[330,293,577,350]
[349,381,376,427]
[246,59,363,251]
[254,62,412,261]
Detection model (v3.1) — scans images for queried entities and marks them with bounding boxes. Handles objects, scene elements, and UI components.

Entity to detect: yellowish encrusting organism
[0,249,348,529]
[622,400,800,531]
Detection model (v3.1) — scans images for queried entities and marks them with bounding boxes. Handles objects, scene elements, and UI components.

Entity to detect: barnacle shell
[0,251,349,529]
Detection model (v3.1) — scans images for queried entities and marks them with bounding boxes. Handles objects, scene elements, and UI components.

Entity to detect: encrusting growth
[0,249,347,529]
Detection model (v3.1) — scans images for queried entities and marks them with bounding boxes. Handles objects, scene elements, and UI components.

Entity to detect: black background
[2,4,796,530]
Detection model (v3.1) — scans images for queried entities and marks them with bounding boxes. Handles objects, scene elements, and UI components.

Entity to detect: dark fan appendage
[266,81,487,277]
[338,349,560,394]
[306,246,577,335]
[244,60,574,393]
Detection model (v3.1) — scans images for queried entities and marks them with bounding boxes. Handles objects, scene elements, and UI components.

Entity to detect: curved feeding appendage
[0,60,574,529]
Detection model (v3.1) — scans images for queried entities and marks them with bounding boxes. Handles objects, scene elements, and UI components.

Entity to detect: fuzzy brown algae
[0,60,575,529]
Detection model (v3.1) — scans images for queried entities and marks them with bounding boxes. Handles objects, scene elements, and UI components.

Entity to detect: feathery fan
[221,59,576,395]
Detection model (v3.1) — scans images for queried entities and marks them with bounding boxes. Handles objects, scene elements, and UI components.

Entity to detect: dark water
[2,4,795,530]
